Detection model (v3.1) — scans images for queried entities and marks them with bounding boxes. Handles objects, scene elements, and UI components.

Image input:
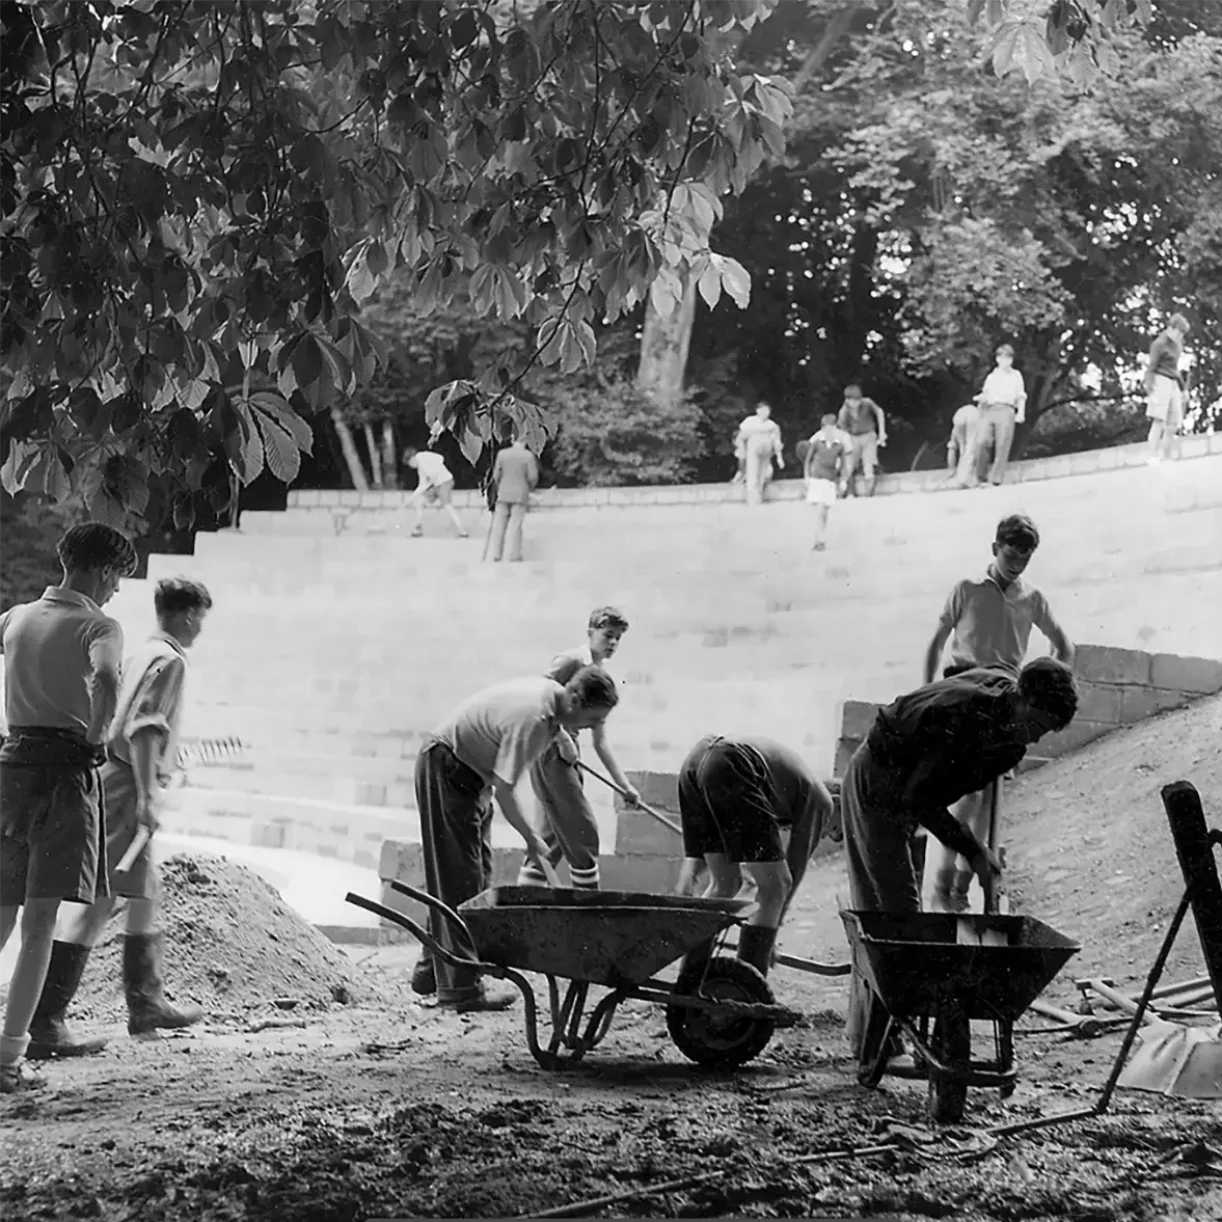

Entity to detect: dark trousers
[518,740,600,888]
[415,741,493,1002]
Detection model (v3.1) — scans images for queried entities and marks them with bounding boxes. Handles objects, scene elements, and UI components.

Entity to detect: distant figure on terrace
[1143,312,1191,466]
[946,400,986,488]
[803,413,848,551]
[734,403,784,506]
[488,432,539,563]
[403,446,469,539]
[836,385,887,498]
[965,345,1026,487]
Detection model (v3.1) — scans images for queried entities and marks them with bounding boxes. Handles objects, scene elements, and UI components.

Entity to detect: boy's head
[820,412,838,428]
[402,445,421,468]
[154,577,213,648]
[843,384,863,402]
[558,665,619,732]
[992,513,1040,581]
[587,606,629,661]
[57,523,138,606]
[755,401,772,420]
[1014,658,1078,744]
[1168,313,1191,338]
[995,343,1015,368]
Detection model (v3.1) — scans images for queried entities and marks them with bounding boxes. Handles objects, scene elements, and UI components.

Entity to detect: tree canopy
[3,0,1206,522]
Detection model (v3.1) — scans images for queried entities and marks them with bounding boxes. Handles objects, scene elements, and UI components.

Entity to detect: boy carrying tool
[921,514,1074,913]
[403,445,469,539]
[674,735,833,977]
[0,524,136,1093]
[412,667,620,1011]
[517,607,641,889]
[24,578,214,1061]
[839,660,1079,1057]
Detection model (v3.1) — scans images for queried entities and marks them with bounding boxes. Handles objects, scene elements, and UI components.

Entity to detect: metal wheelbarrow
[842,910,1080,1123]
[348,882,803,1070]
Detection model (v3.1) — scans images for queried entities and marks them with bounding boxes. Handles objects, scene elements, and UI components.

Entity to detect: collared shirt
[413,451,453,489]
[837,398,883,437]
[493,444,539,505]
[938,570,1064,677]
[0,586,124,734]
[865,670,1028,851]
[106,632,189,783]
[433,676,563,789]
[545,644,599,741]
[1146,330,1184,384]
[805,429,847,481]
[980,367,1025,410]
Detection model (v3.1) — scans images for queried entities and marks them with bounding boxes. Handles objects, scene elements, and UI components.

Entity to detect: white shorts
[806,478,836,506]
[1146,376,1183,425]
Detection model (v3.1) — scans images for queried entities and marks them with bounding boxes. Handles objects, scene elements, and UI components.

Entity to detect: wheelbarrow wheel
[666,955,775,1070]
[926,1003,970,1125]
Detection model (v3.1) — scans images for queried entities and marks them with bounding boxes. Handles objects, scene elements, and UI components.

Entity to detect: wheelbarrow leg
[927,1000,971,1124]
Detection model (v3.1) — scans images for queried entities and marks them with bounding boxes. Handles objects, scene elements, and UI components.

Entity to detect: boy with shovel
[921,514,1074,914]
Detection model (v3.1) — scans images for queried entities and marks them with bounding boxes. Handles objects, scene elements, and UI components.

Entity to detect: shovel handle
[574,760,683,837]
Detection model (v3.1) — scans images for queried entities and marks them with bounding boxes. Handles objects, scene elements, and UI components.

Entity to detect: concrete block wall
[831,644,1222,782]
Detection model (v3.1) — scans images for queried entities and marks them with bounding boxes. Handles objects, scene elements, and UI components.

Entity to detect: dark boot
[411,953,436,996]
[27,942,109,1060]
[736,925,778,977]
[124,933,204,1035]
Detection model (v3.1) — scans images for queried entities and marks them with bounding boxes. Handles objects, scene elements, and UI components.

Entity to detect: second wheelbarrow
[347,882,803,1070]
[842,910,1080,1123]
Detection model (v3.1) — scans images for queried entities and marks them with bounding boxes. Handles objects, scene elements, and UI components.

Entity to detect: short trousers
[846,432,879,475]
[806,477,836,506]
[1146,376,1182,425]
[422,479,455,506]
[100,759,155,899]
[0,759,109,904]
[678,736,787,864]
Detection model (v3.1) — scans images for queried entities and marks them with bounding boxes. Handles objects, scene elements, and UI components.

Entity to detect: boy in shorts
[24,578,214,1060]
[403,445,469,538]
[0,523,136,1093]
[674,735,833,976]
[921,514,1074,913]
[803,413,847,550]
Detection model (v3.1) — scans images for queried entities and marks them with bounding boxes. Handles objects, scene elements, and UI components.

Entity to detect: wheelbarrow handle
[386,879,472,936]
[344,892,494,976]
[574,760,682,837]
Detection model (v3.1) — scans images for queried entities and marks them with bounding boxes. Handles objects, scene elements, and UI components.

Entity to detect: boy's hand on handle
[135,795,160,834]
[969,843,1004,900]
[622,784,642,807]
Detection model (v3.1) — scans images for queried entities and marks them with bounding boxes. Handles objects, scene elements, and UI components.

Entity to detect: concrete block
[840,700,881,740]
[1037,719,1114,758]
[1119,686,1192,725]
[600,854,683,894]
[1068,451,1100,475]
[1075,681,1124,725]
[354,782,387,806]
[626,771,680,811]
[616,807,683,857]
[251,821,287,849]
[1094,448,1123,472]
[1149,653,1222,694]
[1074,644,1152,686]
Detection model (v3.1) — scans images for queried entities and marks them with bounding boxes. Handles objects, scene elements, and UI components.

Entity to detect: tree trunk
[636,275,699,408]
[331,410,369,491]
[362,421,383,488]
[380,419,399,490]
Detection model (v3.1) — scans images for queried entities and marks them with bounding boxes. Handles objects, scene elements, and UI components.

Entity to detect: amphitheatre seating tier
[102,439,1222,878]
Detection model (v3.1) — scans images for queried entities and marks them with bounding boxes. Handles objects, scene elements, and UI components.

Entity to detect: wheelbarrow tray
[841,911,1079,1023]
[458,887,754,988]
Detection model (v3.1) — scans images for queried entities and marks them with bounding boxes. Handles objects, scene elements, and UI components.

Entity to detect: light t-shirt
[980,367,1026,410]
[433,676,563,789]
[413,451,453,489]
[106,633,189,784]
[937,572,1064,677]
[0,587,124,734]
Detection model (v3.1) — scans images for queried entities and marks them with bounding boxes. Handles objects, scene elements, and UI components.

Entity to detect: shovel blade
[1119,1021,1222,1099]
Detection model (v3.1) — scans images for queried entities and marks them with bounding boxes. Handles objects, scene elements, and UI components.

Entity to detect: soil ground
[3,700,1221,1221]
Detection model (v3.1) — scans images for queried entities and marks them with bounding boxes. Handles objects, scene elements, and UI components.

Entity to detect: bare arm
[675,857,704,898]
[924,623,952,684]
[590,722,635,795]
[1036,596,1075,667]
[873,403,887,444]
[491,779,544,863]
[779,780,833,923]
[85,664,121,746]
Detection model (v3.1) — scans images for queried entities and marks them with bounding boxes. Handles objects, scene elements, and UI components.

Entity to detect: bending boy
[675,736,833,977]
[403,445,469,539]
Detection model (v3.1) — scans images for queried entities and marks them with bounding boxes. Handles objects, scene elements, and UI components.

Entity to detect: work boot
[440,984,518,1014]
[124,933,204,1036]
[736,925,778,977]
[411,953,436,997]
[27,942,109,1060]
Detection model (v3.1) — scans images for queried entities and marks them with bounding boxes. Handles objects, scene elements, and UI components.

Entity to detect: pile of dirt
[72,853,374,1021]
[1004,692,1222,987]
